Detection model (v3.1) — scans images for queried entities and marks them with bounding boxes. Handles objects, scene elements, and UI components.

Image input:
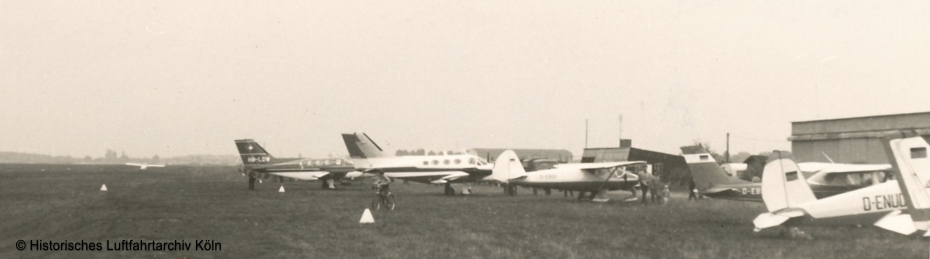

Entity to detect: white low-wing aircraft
[753,132,930,236]
[489,150,646,202]
[125,163,166,170]
[342,132,493,195]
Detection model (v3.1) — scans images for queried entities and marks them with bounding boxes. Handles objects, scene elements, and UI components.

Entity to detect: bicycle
[370,191,396,210]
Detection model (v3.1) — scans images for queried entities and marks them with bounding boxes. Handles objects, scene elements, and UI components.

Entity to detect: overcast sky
[2,1,929,160]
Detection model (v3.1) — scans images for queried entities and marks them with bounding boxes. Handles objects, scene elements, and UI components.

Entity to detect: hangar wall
[789,111,930,164]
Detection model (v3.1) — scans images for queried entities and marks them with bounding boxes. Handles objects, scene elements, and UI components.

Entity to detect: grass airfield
[1,164,927,258]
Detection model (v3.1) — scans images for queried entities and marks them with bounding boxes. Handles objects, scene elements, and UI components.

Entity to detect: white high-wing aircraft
[682,145,893,202]
[752,133,930,236]
[341,132,493,195]
[125,163,166,170]
[489,150,646,202]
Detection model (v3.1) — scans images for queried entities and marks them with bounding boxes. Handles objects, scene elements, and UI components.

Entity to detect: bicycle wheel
[370,196,381,210]
[384,194,396,210]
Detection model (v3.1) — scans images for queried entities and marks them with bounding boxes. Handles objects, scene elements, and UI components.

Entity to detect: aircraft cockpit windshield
[822,171,893,186]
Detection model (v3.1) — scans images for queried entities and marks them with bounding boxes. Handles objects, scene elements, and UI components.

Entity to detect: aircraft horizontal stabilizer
[873,210,918,235]
[752,213,791,230]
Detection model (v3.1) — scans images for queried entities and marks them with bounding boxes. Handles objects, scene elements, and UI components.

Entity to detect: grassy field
[1,164,927,258]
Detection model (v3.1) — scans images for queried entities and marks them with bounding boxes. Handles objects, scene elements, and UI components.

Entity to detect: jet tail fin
[490,150,527,183]
[681,145,750,190]
[760,150,816,212]
[235,139,274,165]
[342,132,386,159]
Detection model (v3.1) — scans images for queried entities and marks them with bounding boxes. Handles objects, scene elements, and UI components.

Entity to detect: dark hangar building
[788,111,930,164]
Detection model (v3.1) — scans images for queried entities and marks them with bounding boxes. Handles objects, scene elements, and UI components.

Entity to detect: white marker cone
[259,179,263,184]
[278,185,285,193]
[100,184,108,191]
[359,209,375,224]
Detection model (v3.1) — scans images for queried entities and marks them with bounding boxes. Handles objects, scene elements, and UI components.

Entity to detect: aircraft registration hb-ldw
[489,150,646,202]
[234,139,358,189]
[752,132,930,236]
[681,145,892,202]
[341,132,493,195]
[125,163,165,170]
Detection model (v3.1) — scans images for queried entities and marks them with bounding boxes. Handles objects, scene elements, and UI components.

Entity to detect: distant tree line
[0,149,239,165]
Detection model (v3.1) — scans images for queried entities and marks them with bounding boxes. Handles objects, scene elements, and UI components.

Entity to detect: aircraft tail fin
[883,132,930,225]
[760,150,816,212]
[681,145,750,190]
[235,139,274,165]
[490,150,527,183]
[342,132,386,159]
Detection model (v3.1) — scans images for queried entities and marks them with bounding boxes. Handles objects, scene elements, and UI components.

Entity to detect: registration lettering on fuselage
[862,194,906,211]
[738,188,761,195]
[539,174,557,180]
[247,156,271,163]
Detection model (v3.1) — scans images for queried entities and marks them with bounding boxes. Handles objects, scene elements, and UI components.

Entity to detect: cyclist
[373,171,392,197]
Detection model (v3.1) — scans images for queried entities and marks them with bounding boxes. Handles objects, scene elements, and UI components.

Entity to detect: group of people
[633,167,670,206]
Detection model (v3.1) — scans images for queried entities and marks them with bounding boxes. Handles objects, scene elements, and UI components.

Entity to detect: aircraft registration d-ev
[681,145,892,202]
[341,132,493,195]
[125,163,165,170]
[752,132,930,236]
[234,139,358,189]
[489,150,646,202]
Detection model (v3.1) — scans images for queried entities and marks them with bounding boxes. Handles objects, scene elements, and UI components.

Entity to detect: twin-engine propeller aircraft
[752,132,930,236]
[234,139,357,189]
[341,132,493,195]
[125,163,165,170]
[681,145,892,202]
[489,150,646,202]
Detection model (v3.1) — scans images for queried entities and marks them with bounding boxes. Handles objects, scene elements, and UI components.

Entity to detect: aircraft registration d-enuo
[234,139,357,189]
[681,145,892,202]
[489,150,646,202]
[341,132,493,195]
[752,131,930,236]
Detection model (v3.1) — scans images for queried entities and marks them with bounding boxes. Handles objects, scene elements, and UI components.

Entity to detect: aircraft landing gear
[444,183,455,196]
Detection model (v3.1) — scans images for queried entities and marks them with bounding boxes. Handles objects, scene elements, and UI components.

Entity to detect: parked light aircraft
[681,145,892,202]
[234,139,357,189]
[489,150,646,202]
[125,163,165,170]
[341,132,493,195]
[753,133,930,235]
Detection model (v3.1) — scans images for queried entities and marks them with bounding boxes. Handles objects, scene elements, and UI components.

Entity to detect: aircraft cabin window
[444,159,450,165]
[699,155,709,161]
[469,158,476,164]
[432,160,439,165]
[423,161,429,166]
[454,159,461,164]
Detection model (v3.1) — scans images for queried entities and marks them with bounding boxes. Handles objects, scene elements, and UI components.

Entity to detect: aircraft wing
[125,163,142,167]
[147,164,166,168]
[554,161,645,170]
[267,171,330,181]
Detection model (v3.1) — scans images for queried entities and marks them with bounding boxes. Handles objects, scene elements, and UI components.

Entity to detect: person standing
[637,168,651,206]
[248,172,257,191]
